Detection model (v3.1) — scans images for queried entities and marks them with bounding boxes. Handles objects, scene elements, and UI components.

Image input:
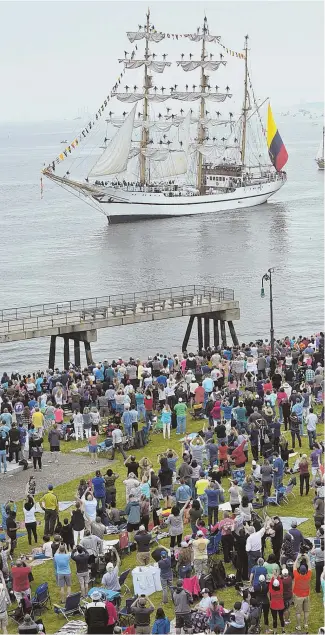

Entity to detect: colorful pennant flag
[267,104,288,171]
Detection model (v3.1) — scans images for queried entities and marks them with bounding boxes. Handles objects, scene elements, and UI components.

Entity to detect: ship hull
[93,177,285,223]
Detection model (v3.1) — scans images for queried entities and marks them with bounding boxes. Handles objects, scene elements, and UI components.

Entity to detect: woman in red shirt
[269,576,285,632]
[218,441,229,467]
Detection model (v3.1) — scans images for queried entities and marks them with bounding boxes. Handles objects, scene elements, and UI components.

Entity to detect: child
[152,607,170,634]
[196,519,208,536]
[25,475,36,497]
[60,518,74,551]
[77,479,88,499]
[42,535,53,558]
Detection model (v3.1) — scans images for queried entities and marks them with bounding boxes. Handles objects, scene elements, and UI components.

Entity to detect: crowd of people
[0,333,324,634]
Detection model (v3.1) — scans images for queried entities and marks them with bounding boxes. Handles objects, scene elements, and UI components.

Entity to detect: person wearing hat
[292,553,312,632]
[174,398,187,435]
[288,520,304,558]
[158,551,173,604]
[101,559,121,593]
[17,614,39,635]
[192,530,209,577]
[255,574,270,630]
[40,484,58,536]
[281,568,293,626]
[130,595,155,634]
[84,590,107,634]
[268,576,285,632]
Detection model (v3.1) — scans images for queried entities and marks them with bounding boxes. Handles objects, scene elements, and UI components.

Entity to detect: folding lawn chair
[53,592,84,621]
[265,489,283,507]
[231,468,245,486]
[207,532,222,556]
[118,595,137,626]
[31,582,51,616]
[119,568,131,596]
[8,595,32,627]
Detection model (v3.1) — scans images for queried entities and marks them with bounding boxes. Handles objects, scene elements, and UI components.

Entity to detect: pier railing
[0,285,234,336]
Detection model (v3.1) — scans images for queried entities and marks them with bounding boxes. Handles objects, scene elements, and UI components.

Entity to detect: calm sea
[0,117,323,371]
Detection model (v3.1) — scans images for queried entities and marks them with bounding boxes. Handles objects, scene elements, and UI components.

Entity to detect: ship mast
[139,9,150,185]
[322,126,325,160]
[241,35,249,166]
[197,18,207,192]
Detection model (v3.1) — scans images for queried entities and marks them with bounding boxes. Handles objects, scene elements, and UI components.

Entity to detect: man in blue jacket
[91,470,106,510]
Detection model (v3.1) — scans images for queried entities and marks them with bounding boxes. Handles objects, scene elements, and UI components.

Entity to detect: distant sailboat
[315,126,324,170]
[61,140,68,144]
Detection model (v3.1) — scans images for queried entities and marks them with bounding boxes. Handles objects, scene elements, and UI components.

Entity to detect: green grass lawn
[7,414,324,634]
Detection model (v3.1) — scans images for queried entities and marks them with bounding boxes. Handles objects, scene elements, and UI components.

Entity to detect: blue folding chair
[207,532,222,556]
[32,582,51,616]
[53,593,84,621]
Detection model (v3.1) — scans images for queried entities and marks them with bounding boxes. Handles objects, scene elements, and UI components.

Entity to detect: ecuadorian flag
[267,104,288,171]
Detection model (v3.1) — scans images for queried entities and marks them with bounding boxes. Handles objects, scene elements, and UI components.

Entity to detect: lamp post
[261,267,275,357]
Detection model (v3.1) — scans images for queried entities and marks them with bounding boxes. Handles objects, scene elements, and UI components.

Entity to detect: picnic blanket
[35,501,74,514]
[279,516,309,531]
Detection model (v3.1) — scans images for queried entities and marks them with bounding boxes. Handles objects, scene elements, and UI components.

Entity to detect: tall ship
[42,12,288,223]
[315,126,324,170]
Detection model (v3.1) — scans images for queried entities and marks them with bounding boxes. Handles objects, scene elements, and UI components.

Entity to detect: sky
[0,0,323,122]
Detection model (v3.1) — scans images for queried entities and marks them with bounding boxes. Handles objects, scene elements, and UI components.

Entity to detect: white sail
[119,60,171,73]
[176,60,226,72]
[184,33,220,42]
[172,91,230,102]
[127,31,165,43]
[89,105,136,177]
[151,110,192,177]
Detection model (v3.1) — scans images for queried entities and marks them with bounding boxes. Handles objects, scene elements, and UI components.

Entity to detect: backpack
[199,573,214,594]
[18,459,28,470]
[210,560,226,588]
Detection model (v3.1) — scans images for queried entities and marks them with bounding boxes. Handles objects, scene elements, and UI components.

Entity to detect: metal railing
[0,285,235,336]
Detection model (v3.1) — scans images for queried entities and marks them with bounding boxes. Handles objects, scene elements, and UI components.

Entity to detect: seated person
[224,601,246,634]
[101,561,121,592]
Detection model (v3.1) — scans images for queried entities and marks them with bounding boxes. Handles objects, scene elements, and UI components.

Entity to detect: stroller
[191,403,205,420]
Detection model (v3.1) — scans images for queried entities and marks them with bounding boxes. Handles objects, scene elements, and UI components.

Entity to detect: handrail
[0,285,235,334]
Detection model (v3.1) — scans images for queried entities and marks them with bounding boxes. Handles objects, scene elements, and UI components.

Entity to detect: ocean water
[0,118,323,371]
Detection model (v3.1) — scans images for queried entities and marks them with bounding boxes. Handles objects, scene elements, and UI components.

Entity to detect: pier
[0,285,240,367]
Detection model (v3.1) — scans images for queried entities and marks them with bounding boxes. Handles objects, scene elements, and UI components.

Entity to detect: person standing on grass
[158,551,173,605]
[134,525,152,566]
[40,484,58,536]
[23,495,38,546]
[161,404,171,440]
[48,423,61,463]
[292,553,312,633]
[70,501,85,545]
[268,576,285,634]
[111,424,127,460]
[71,545,90,598]
[11,559,32,602]
[298,454,310,496]
[174,398,187,435]
[306,407,318,449]
[92,470,106,510]
[311,537,324,594]
[54,544,72,603]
